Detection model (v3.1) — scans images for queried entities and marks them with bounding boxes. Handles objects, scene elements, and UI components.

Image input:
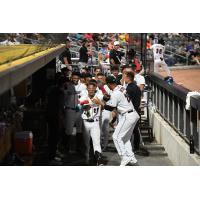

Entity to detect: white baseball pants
[112,111,139,161]
[154,59,171,76]
[101,110,111,150]
[83,120,101,160]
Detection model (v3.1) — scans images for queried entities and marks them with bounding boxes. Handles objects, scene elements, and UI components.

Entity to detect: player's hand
[103,94,110,102]
[92,97,102,105]
[82,104,91,111]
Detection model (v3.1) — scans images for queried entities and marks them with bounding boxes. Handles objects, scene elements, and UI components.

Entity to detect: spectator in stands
[186,41,194,53]
[75,33,84,40]
[84,33,93,41]
[194,39,200,51]
[118,33,126,44]
[98,43,109,66]
[176,44,187,63]
[190,53,200,65]
[127,49,142,72]
[59,39,72,71]
[0,34,20,45]
[79,39,90,69]
[109,41,125,66]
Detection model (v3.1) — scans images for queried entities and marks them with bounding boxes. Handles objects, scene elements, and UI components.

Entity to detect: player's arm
[92,97,104,107]
[150,44,155,50]
[104,92,118,111]
[63,57,69,65]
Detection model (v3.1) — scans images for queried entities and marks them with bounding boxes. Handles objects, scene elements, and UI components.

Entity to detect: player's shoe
[95,151,104,166]
[120,156,138,166]
[120,157,132,166]
[127,156,138,166]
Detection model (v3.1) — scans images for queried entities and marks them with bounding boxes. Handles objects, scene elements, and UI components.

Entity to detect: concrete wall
[149,106,200,166]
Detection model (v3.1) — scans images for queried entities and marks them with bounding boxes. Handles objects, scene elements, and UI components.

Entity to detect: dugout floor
[31,131,173,166]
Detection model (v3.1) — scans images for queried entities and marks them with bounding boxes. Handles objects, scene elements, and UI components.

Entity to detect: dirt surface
[160,68,200,91]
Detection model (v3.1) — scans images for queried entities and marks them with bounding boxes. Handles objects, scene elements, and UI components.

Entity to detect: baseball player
[64,72,86,154]
[150,38,171,77]
[79,82,104,165]
[96,73,112,151]
[105,76,139,166]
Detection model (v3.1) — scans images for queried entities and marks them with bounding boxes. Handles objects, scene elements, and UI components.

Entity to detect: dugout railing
[148,72,200,154]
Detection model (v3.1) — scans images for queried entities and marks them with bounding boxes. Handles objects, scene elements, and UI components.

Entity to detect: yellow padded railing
[0,44,57,65]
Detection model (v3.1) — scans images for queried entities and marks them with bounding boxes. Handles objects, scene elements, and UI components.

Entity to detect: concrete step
[142,143,168,157]
[144,144,165,151]
[148,150,168,157]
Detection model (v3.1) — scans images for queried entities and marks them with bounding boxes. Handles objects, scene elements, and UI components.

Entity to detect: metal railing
[149,72,200,154]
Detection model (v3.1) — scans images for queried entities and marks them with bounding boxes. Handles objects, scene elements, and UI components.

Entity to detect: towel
[185,91,200,110]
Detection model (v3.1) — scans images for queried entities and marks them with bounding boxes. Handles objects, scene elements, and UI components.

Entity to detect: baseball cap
[114,41,120,46]
[106,75,117,84]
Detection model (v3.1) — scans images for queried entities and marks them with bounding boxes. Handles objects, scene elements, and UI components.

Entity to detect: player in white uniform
[105,76,139,166]
[96,73,112,151]
[79,81,104,165]
[150,38,171,76]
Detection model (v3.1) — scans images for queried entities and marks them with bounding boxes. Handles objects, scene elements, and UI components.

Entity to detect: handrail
[149,72,200,154]
[190,95,200,111]
[149,72,190,101]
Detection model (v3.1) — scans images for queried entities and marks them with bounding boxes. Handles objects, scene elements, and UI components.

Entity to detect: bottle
[190,135,195,154]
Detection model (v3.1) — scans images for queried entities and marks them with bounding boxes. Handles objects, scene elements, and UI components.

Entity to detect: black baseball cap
[106,75,117,84]
[72,72,81,77]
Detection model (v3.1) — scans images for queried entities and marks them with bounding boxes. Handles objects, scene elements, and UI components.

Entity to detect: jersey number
[124,93,130,103]
[93,107,99,114]
[120,87,130,103]
[156,49,162,54]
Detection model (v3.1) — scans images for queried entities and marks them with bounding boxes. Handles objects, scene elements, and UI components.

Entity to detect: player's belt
[85,119,99,122]
[121,110,133,115]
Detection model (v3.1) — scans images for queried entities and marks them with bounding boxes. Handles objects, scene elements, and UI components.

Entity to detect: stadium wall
[149,106,200,166]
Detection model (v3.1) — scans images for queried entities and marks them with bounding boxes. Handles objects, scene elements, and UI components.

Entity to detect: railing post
[198,111,200,153]
[177,99,180,131]
[183,105,187,136]
[191,107,198,153]
[186,109,191,140]
[172,95,175,125]
[159,86,161,112]
[167,92,170,121]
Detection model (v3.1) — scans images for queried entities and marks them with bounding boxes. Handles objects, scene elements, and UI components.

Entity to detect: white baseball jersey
[103,84,112,95]
[151,44,165,60]
[106,85,135,114]
[134,74,145,86]
[79,92,103,120]
[75,82,87,98]
[80,87,104,100]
